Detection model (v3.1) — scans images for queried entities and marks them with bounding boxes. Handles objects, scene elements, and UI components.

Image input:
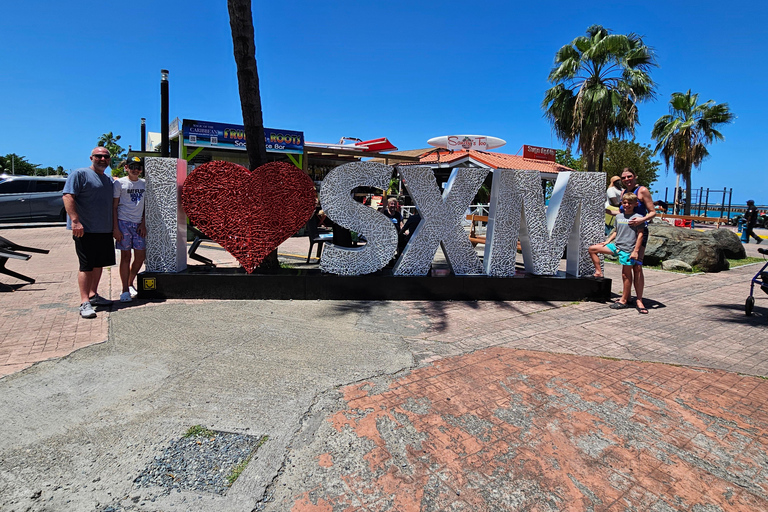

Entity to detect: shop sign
[428,135,506,151]
[182,119,304,154]
[264,128,304,154]
[523,145,556,162]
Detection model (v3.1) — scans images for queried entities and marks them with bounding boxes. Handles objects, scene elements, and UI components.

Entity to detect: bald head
[90,147,111,173]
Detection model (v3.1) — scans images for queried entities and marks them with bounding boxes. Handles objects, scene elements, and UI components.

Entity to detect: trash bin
[737,218,745,234]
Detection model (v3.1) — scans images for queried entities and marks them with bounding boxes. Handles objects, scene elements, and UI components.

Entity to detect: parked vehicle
[728,212,768,228]
[0,175,67,222]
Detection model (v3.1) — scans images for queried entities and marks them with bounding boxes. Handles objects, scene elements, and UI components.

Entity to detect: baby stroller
[746,247,768,315]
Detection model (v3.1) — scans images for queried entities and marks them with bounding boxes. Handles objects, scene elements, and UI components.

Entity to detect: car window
[31,181,66,193]
[0,180,31,194]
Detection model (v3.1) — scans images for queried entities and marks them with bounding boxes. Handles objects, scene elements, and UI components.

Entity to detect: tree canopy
[603,138,660,189]
[651,90,734,215]
[97,132,127,171]
[0,154,67,176]
[555,148,583,171]
[543,25,657,172]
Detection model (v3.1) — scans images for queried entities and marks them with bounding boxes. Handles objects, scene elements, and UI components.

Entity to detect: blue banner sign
[182,119,303,154]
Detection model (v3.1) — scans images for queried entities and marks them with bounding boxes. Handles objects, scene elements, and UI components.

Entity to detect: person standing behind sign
[604,176,622,235]
[113,157,147,302]
[63,147,116,319]
[381,197,403,230]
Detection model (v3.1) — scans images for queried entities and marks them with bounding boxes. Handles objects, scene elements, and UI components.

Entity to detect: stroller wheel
[746,296,755,316]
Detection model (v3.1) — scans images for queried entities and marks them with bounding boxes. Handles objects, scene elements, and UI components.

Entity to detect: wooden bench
[465,215,524,253]
[658,213,725,228]
[466,214,488,245]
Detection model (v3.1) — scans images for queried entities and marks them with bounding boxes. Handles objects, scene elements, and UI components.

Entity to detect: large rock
[708,228,747,259]
[662,259,693,272]
[645,222,730,272]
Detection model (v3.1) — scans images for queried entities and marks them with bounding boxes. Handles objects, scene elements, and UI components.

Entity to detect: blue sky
[2,1,766,206]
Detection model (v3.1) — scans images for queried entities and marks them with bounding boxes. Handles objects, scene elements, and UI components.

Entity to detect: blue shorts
[115,219,146,251]
[605,243,642,266]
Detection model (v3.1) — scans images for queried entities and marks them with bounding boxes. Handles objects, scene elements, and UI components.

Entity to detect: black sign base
[138,267,612,302]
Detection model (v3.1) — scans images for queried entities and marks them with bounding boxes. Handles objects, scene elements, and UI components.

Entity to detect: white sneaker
[129,285,138,298]
[120,291,133,303]
[80,301,97,319]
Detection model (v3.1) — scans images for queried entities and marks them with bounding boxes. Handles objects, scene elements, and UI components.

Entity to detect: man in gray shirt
[63,147,116,318]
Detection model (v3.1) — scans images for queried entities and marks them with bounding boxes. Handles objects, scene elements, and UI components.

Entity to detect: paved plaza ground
[0,223,767,511]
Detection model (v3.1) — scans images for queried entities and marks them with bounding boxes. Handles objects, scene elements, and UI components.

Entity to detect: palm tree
[543,25,657,172]
[226,0,275,267]
[651,90,734,215]
[97,132,126,169]
[227,0,267,171]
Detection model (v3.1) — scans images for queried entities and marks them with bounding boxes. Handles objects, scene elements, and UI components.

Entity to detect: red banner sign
[523,145,556,162]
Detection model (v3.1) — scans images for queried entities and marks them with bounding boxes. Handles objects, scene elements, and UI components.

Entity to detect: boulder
[645,222,729,272]
[661,259,693,272]
[708,228,746,259]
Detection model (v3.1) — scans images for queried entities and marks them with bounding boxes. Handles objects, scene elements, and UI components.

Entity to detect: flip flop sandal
[637,307,649,314]
[610,302,628,309]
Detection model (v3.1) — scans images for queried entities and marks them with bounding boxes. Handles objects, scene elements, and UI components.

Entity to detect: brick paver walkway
[285,348,768,511]
[2,224,767,511]
[0,227,110,376]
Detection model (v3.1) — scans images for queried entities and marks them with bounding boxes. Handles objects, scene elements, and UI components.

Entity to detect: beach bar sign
[182,119,304,155]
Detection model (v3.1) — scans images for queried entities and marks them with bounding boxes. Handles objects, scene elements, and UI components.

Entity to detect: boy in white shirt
[112,157,146,302]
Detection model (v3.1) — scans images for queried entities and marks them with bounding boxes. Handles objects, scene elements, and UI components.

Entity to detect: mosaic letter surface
[393,166,488,276]
[318,162,398,275]
[484,170,604,276]
[145,157,187,272]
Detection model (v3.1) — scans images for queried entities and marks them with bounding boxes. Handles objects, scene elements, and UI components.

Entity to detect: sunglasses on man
[92,154,110,160]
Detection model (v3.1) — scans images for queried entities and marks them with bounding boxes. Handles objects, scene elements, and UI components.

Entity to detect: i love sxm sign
[144,159,605,279]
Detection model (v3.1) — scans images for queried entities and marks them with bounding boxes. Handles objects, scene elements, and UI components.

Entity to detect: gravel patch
[133,427,266,496]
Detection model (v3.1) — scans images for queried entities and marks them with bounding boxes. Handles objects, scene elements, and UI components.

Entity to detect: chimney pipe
[141,118,146,152]
[160,69,169,157]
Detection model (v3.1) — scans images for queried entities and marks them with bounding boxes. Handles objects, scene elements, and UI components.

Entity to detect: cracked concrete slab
[0,300,414,511]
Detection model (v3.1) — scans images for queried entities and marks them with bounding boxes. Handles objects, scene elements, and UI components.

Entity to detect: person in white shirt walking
[112,157,147,302]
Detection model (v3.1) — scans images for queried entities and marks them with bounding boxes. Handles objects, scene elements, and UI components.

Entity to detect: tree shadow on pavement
[331,299,557,335]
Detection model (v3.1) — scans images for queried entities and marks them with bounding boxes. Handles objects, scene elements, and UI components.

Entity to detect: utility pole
[161,70,170,157]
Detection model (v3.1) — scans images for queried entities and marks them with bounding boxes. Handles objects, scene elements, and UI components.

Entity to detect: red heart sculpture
[181,161,316,273]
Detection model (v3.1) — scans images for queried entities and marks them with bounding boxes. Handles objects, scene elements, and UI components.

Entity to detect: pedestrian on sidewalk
[113,157,147,302]
[63,147,115,318]
[744,200,763,244]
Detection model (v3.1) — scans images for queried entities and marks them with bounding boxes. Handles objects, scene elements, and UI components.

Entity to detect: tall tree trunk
[684,170,692,216]
[227,0,268,171]
[228,0,278,269]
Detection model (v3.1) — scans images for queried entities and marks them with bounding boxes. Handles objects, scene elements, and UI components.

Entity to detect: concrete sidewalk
[1,224,767,511]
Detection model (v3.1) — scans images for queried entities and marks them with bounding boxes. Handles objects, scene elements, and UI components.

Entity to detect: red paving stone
[0,227,110,377]
[287,347,768,511]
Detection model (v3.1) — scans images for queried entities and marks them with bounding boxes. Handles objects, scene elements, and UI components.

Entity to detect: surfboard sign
[427,135,506,151]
